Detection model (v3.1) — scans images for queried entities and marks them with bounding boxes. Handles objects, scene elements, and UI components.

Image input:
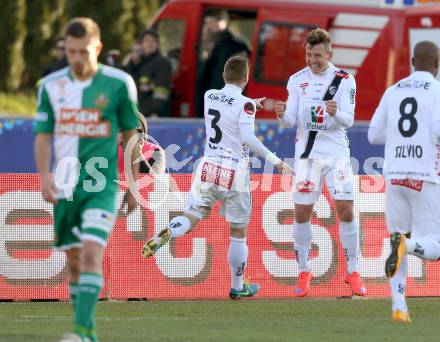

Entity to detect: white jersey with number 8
[369,71,440,183]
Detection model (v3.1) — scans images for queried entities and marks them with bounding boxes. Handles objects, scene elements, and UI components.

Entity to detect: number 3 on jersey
[398,97,417,137]
[208,108,222,143]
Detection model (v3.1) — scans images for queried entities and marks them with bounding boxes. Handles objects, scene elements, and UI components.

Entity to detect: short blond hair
[307,28,331,50]
[223,56,248,83]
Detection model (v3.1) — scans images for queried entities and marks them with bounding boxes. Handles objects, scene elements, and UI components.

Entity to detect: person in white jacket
[369,40,440,323]
[274,28,366,298]
[142,56,291,299]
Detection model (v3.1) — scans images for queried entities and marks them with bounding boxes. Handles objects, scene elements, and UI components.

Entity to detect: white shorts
[185,157,251,227]
[293,157,354,205]
[386,179,440,239]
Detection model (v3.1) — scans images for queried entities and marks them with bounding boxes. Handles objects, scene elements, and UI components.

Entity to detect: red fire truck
[151,0,440,120]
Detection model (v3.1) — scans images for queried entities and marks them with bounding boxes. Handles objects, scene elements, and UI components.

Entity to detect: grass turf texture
[1,298,439,341]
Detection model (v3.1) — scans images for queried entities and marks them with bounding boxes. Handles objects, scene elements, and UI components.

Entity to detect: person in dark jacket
[197,11,250,116]
[136,29,172,118]
[43,37,68,76]
[123,42,144,81]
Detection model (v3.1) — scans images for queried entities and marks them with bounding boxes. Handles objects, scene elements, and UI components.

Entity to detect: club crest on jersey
[244,102,255,115]
[95,93,109,109]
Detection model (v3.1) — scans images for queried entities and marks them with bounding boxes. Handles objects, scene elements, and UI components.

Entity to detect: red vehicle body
[151,0,440,120]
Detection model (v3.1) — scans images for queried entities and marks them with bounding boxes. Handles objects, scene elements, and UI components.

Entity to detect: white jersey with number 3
[369,71,440,183]
[203,84,256,163]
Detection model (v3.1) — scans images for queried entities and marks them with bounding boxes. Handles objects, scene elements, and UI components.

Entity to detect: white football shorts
[185,157,251,228]
[385,179,440,239]
[293,157,354,205]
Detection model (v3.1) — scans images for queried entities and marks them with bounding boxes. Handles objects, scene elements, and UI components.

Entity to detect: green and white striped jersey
[34,65,139,198]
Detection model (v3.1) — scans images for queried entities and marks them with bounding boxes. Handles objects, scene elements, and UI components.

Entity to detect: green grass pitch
[1,298,440,341]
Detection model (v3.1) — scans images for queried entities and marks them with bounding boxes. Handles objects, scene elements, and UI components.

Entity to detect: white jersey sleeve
[280,75,299,128]
[238,99,280,165]
[433,94,440,140]
[238,99,257,125]
[368,88,389,145]
[332,75,355,128]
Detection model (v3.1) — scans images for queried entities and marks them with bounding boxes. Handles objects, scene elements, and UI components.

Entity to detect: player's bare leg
[293,204,314,297]
[142,213,199,258]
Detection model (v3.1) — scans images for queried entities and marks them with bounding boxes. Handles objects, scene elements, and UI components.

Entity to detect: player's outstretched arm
[239,122,291,174]
[253,97,266,111]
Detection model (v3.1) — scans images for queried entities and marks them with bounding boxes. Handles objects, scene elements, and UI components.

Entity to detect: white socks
[227,237,248,291]
[293,221,313,273]
[390,255,408,312]
[167,216,191,238]
[339,220,360,274]
[406,237,440,260]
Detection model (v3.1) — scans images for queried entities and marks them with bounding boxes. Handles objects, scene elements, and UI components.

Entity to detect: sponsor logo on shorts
[100,212,113,222]
[296,180,315,193]
[200,162,235,190]
[390,178,423,192]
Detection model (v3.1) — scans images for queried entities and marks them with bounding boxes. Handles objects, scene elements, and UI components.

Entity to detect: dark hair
[306,28,331,50]
[65,17,100,40]
[139,29,159,42]
[204,9,228,21]
[224,56,248,83]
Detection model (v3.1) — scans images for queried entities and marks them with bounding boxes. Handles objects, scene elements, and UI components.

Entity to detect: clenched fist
[275,101,287,119]
[326,100,337,116]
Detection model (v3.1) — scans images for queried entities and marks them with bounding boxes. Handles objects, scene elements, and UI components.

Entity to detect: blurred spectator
[123,42,144,80]
[137,29,172,118]
[106,49,121,68]
[197,10,250,116]
[43,37,68,76]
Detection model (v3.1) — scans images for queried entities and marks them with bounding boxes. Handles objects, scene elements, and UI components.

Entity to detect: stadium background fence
[1,173,439,301]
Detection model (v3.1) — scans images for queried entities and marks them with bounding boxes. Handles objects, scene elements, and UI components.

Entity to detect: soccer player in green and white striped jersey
[34,17,140,342]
